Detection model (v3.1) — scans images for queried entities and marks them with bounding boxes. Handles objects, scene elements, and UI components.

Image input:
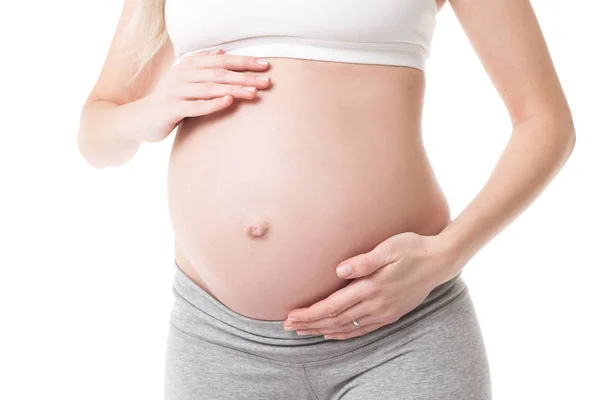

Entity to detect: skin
[167,55,452,319]
[79,0,575,340]
[285,0,576,339]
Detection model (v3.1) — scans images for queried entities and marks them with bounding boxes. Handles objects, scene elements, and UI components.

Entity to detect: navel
[244,218,270,239]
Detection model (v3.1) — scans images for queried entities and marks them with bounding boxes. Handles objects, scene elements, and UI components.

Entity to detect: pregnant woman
[78,0,575,398]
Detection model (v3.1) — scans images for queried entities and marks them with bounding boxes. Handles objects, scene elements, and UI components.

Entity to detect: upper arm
[447,0,573,126]
[84,0,176,107]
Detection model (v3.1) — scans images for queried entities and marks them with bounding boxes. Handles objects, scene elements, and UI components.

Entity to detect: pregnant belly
[167,58,451,320]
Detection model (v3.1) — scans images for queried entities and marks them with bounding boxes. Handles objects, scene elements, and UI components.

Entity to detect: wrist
[429,229,467,285]
[119,95,155,144]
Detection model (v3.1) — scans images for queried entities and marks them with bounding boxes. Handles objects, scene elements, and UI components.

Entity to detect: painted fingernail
[336,264,352,278]
[255,58,269,65]
[287,317,299,322]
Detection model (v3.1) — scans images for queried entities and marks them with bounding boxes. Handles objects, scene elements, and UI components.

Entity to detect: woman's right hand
[139,49,271,143]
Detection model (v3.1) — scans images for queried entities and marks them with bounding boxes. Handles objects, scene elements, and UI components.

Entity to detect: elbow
[567,127,576,160]
[515,109,577,165]
[76,100,140,169]
[77,131,106,170]
[551,114,576,170]
[77,111,108,170]
[561,114,576,160]
[541,109,576,158]
[76,108,109,169]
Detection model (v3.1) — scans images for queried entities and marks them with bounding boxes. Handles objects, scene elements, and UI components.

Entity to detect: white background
[1,1,598,399]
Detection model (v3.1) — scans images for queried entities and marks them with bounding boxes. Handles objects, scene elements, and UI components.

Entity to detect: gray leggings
[164,260,492,399]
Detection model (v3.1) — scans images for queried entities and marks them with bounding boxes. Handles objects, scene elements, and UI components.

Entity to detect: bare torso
[168,55,450,320]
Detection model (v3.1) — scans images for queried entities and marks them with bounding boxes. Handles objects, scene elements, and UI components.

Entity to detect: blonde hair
[122,0,168,87]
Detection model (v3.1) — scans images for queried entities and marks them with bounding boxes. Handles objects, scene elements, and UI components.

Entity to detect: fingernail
[256,76,270,83]
[255,58,269,65]
[284,326,295,331]
[210,48,223,54]
[287,317,299,322]
[296,331,311,336]
[336,263,352,278]
[241,86,256,92]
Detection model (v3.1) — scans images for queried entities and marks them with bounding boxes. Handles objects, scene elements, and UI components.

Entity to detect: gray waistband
[169,258,467,364]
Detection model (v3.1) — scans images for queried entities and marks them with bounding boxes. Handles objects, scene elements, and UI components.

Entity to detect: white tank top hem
[166,1,437,71]
[178,36,428,70]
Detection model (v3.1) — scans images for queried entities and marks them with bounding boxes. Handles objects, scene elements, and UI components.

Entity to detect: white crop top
[165,1,438,71]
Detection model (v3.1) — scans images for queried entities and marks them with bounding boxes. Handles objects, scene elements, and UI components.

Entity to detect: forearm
[77,97,150,169]
[436,115,576,279]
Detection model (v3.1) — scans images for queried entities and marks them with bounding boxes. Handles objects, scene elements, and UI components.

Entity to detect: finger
[323,323,384,340]
[286,280,371,323]
[296,321,362,335]
[179,95,234,118]
[178,82,258,100]
[184,68,271,89]
[286,300,373,331]
[182,51,271,72]
[336,240,397,279]
[296,318,368,335]
[299,312,387,335]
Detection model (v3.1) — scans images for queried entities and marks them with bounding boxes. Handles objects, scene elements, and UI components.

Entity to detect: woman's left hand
[284,231,460,340]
